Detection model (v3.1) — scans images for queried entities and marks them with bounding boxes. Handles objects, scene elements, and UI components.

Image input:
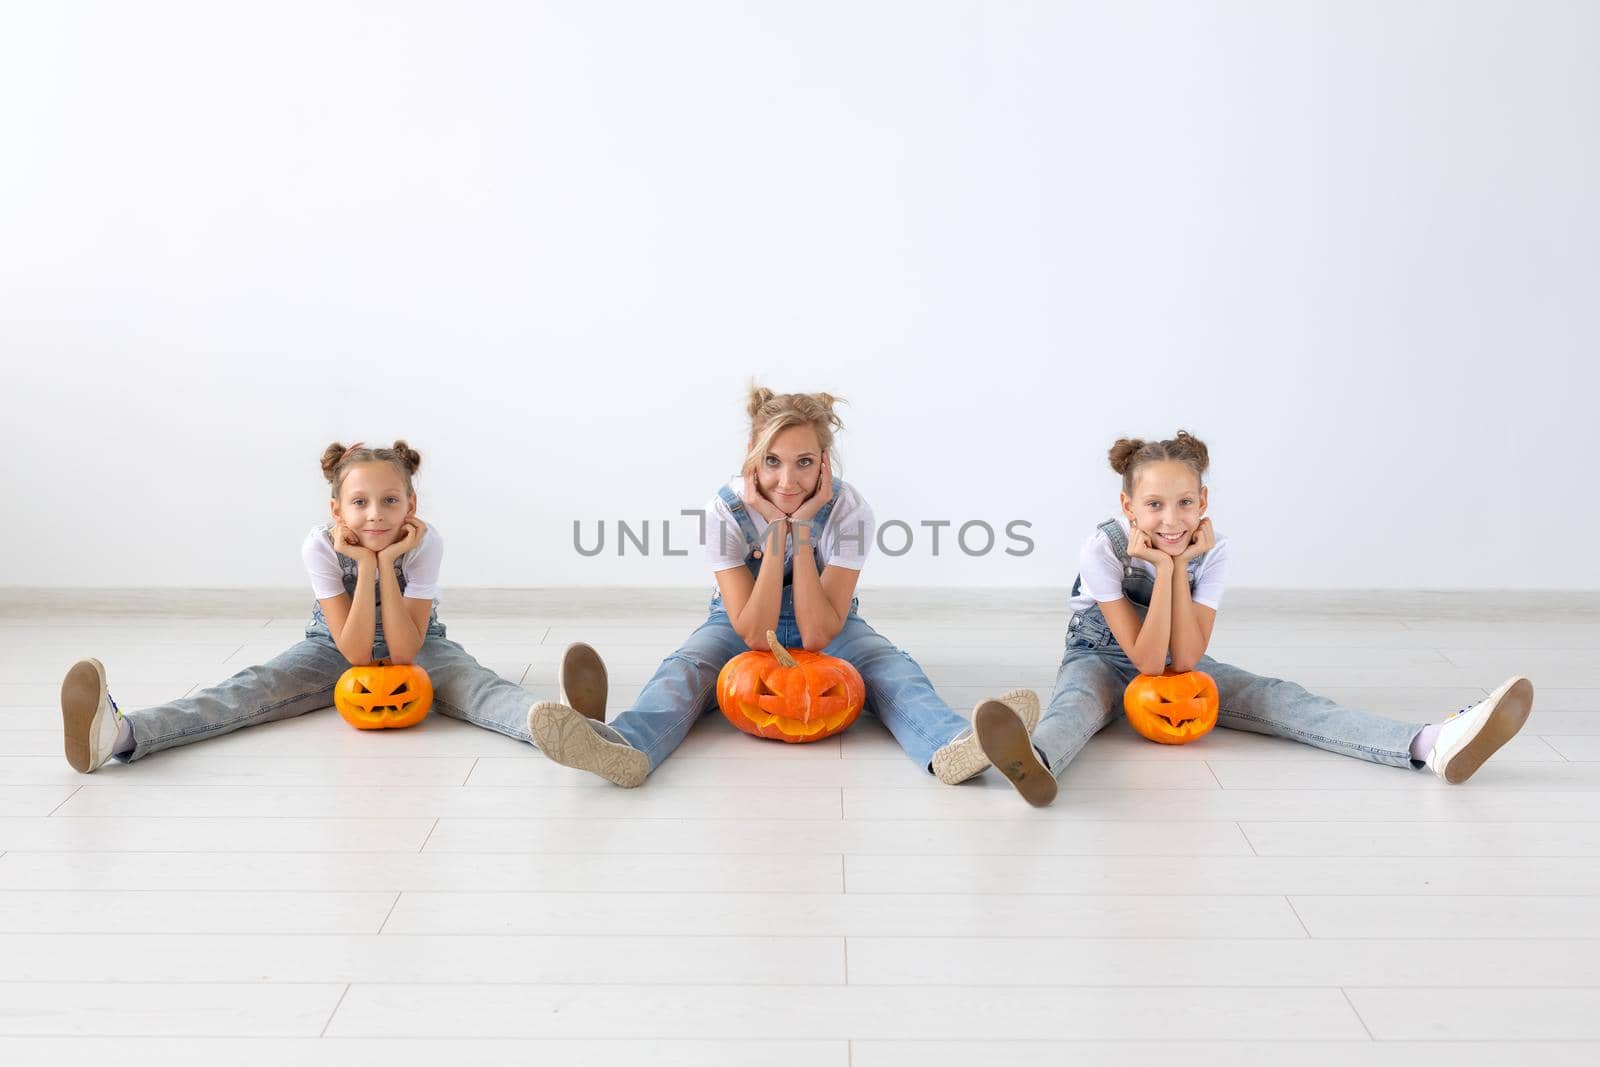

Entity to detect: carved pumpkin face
[716,631,866,743]
[334,662,433,730]
[1123,669,1218,745]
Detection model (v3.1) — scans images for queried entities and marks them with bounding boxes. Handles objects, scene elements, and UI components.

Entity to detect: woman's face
[1121,459,1207,556]
[755,424,824,516]
[330,462,416,551]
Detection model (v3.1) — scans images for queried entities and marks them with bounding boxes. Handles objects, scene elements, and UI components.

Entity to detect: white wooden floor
[2,588,1598,1065]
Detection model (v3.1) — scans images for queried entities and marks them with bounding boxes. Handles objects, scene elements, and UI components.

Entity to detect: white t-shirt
[704,477,875,576]
[1069,516,1231,615]
[301,523,444,602]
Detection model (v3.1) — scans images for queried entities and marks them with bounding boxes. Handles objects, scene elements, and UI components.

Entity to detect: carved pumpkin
[334,661,433,730]
[1123,670,1218,745]
[716,631,866,743]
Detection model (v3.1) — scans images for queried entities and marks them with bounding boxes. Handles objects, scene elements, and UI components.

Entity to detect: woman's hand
[791,453,833,523]
[741,471,787,524]
[332,522,377,567]
[1176,518,1214,566]
[381,517,427,563]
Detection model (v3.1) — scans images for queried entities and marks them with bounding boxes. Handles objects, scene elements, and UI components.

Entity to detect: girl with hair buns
[528,385,1040,787]
[973,430,1536,807]
[59,441,572,771]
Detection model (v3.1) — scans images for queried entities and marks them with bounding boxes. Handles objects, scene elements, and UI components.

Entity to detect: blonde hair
[320,440,423,498]
[741,384,845,476]
[1108,430,1210,493]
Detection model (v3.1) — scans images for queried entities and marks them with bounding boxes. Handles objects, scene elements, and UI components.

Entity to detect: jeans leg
[1200,656,1425,769]
[823,615,968,769]
[607,612,751,772]
[1031,650,1136,777]
[120,637,351,761]
[414,637,537,746]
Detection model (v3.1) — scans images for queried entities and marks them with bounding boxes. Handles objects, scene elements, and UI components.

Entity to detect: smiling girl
[527,385,1039,787]
[59,440,578,771]
[974,430,1535,807]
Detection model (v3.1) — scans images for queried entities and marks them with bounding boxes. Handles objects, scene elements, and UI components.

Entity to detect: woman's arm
[714,520,790,648]
[785,464,858,650]
[789,546,860,651]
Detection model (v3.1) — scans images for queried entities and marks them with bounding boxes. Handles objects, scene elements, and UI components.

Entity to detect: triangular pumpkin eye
[393,682,409,696]
[822,683,846,700]
[1157,694,1172,703]
[758,677,781,697]
[356,681,372,694]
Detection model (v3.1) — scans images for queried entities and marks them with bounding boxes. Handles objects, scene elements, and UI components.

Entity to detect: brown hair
[320,440,423,498]
[1108,430,1210,493]
[742,384,845,475]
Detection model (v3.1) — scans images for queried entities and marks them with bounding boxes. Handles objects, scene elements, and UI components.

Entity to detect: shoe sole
[1438,676,1534,785]
[528,701,647,788]
[975,699,1057,807]
[559,643,608,722]
[61,658,109,774]
[930,689,1043,786]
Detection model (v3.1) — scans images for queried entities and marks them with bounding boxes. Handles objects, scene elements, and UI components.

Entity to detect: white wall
[1,1,1594,589]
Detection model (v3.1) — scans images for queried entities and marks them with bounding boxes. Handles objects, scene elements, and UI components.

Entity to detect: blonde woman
[530,385,1038,787]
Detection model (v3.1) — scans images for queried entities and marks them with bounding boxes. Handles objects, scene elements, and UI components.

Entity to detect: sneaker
[1428,676,1534,784]
[60,658,122,774]
[930,688,1040,786]
[975,699,1058,807]
[528,700,648,787]
[558,642,608,722]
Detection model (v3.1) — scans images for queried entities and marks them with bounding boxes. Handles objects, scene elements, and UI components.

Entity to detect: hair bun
[1107,438,1145,476]
[319,442,348,483]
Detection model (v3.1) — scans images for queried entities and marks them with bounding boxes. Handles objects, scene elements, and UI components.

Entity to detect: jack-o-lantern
[716,631,866,743]
[334,661,433,730]
[1123,670,1218,745]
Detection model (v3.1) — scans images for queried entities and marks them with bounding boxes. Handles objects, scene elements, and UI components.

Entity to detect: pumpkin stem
[766,630,798,668]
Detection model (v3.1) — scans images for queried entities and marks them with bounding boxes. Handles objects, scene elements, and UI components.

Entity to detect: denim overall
[604,479,970,773]
[117,529,539,760]
[1029,518,1426,776]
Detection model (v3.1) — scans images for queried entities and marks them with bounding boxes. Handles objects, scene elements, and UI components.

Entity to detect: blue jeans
[120,617,537,760]
[1031,607,1427,775]
[608,590,970,774]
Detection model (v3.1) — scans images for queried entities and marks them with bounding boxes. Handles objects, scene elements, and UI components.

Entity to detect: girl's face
[330,462,416,551]
[1121,460,1207,556]
[755,424,824,515]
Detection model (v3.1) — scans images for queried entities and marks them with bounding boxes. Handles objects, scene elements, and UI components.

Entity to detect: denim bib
[1067,517,1207,643]
[716,478,842,584]
[306,529,444,642]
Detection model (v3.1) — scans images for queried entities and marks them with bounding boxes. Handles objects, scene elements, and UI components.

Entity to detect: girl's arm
[321,524,379,664]
[320,580,378,666]
[1167,519,1218,671]
[375,518,433,663]
[714,520,789,649]
[1100,527,1177,675]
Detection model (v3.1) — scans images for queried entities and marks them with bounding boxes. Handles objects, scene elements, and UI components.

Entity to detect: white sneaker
[528,700,648,788]
[558,642,608,722]
[60,658,122,774]
[1427,676,1534,784]
[931,688,1041,786]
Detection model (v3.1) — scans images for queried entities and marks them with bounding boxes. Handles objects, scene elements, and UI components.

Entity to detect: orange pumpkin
[716,631,866,743]
[334,661,433,730]
[1123,670,1219,745]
